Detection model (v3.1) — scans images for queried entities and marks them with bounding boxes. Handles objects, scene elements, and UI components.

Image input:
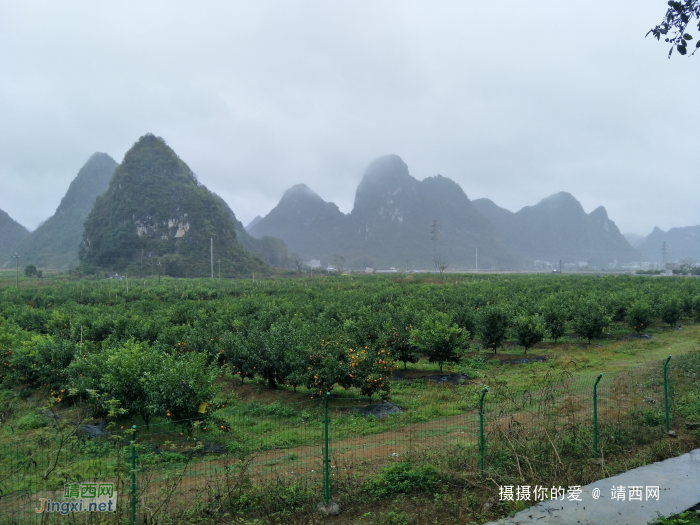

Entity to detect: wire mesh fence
[0,354,697,524]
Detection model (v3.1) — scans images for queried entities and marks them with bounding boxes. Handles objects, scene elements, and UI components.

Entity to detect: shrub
[365,462,440,498]
[17,413,49,430]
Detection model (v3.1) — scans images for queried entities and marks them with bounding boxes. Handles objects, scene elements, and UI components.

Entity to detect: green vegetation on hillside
[13,153,117,269]
[79,134,267,277]
[0,209,28,268]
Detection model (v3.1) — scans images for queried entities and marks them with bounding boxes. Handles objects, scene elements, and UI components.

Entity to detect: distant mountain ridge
[250,154,516,269]
[13,152,117,269]
[80,134,267,277]
[0,209,29,267]
[472,193,639,266]
[636,226,700,262]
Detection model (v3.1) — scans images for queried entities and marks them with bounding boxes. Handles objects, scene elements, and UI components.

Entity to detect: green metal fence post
[663,355,672,432]
[593,374,602,458]
[131,425,137,525]
[323,392,331,504]
[479,387,488,474]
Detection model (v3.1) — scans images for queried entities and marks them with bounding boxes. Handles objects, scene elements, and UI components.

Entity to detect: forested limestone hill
[79,134,267,277]
[0,209,29,268]
[13,153,117,269]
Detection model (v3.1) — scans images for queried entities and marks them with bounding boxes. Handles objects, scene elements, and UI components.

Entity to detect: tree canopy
[648,0,700,57]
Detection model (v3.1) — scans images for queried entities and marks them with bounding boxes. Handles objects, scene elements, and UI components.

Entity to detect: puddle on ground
[500,356,548,365]
[392,370,471,384]
[352,401,403,419]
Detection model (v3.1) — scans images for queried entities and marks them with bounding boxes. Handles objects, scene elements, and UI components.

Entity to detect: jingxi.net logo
[36,483,117,515]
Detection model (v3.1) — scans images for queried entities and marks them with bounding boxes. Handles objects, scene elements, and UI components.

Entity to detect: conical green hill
[14,152,117,269]
[79,134,266,277]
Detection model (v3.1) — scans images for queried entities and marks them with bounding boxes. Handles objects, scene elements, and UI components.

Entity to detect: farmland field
[0,272,699,524]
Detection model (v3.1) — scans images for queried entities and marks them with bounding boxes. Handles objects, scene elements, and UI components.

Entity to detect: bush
[17,413,49,429]
[365,462,440,498]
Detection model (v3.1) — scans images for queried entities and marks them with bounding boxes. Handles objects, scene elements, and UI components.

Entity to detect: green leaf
[683,33,693,40]
[677,44,687,55]
[696,40,700,48]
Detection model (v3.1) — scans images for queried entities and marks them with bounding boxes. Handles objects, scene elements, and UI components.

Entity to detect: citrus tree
[627,300,654,333]
[145,351,220,422]
[411,312,463,372]
[572,298,610,344]
[511,314,546,354]
[540,298,568,342]
[476,304,510,353]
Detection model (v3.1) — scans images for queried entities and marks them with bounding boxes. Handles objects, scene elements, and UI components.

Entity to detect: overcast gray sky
[1,1,697,236]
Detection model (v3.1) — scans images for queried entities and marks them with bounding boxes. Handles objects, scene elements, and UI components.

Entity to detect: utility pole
[661,242,667,269]
[126,273,128,294]
[157,261,161,284]
[210,238,214,279]
[14,254,18,289]
[475,247,478,274]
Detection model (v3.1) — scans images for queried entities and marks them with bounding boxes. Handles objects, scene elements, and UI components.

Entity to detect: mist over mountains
[249,155,515,270]
[249,155,650,270]
[636,226,700,263]
[473,193,639,267]
[1,140,698,274]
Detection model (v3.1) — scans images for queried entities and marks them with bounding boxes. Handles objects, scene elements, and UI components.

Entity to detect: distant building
[365,267,374,274]
[376,267,398,274]
[307,259,321,268]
